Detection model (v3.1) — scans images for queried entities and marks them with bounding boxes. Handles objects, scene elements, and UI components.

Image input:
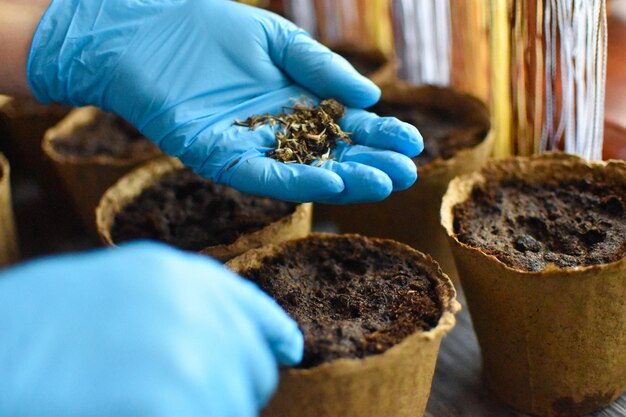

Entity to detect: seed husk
[235,98,352,166]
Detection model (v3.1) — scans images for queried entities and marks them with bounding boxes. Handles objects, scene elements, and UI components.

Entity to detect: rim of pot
[42,106,161,166]
[441,152,626,276]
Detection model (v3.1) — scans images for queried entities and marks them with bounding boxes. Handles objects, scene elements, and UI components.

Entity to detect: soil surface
[111,169,297,250]
[51,112,159,159]
[371,102,487,165]
[454,177,626,271]
[240,236,444,368]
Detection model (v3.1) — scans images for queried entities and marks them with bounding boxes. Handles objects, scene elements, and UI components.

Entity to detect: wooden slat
[604,14,626,160]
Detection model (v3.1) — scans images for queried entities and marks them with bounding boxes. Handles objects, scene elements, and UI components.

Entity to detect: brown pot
[0,95,70,177]
[96,157,313,262]
[441,154,626,417]
[42,106,161,234]
[227,233,460,417]
[320,85,493,282]
[0,153,19,267]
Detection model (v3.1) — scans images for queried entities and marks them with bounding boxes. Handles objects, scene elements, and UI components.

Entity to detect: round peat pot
[0,95,70,178]
[228,233,459,417]
[97,157,312,262]
[441,154,626,417]
[43,107,161,233]
[320,85,493,282]
[0,153,19,266]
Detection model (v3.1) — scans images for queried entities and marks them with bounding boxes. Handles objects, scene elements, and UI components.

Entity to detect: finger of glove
[268,25,380,108]
[231,279,304,367]
[336,144,417,191]
[317,160,393,204]
[222,154,345,202]
[340,109,424,157]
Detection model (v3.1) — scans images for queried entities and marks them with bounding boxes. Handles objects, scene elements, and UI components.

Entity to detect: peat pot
[43,107,161,232]
[97,157,312,262]
[228,233,460,417]
[441,154,626,416]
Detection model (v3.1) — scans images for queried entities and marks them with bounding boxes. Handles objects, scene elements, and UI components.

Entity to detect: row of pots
[100,154,626,417]
[1,91,625,416]
[1,150,623,417]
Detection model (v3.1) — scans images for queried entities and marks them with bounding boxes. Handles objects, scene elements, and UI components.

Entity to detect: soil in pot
[50,112,158,159]
[110,168,298,251]
[371,101,488,166]
[453,176,626,272]
[239,235,444,368]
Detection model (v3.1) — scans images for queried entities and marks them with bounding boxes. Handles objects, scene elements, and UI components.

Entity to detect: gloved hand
[28,0,423,203]
[0,242,303,416]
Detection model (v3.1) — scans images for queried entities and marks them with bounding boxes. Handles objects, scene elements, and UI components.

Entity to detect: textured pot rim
[0,153,9,186]
[96,156,311,257]
[0,95,11,111]
[376,84,493,175]
[0,94,68,119]
[42,106,161,166]
[227,232,461,377]
[441,152,626,277]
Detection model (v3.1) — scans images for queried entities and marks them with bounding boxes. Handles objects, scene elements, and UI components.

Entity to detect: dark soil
[454,177,626,271]
[240,235,444,368]
[51,112,159,159]
[371,102,487,165]
[111,169,297,250]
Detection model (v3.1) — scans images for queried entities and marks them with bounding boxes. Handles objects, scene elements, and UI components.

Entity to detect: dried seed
[234,98,351,165]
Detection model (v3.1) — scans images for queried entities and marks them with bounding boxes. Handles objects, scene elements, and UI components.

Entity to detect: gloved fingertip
[369,176,394,202]
[273,323,304,366]
[320,174,346,195]
[340,78,381,109]
[393,167,418,191]
[397,123,424,157]
[349,166,393,202]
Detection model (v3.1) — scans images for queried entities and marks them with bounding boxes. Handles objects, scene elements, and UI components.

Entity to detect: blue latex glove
[28,0,423,203]
[0,242,303,416]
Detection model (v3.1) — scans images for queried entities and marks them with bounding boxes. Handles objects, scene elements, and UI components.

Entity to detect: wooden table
[426,289,626,417]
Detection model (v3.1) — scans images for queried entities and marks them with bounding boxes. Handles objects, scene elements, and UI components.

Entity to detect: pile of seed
[236,99,351,165]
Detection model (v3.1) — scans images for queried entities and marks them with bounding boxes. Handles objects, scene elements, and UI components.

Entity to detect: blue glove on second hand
[28,0,423,203]
[0,242,302,417]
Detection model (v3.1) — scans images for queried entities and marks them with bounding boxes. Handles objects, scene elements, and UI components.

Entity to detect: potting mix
[239,234,443,368]
[110,168,297,250]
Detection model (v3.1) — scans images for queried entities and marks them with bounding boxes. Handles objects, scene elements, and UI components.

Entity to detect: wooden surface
[604,12,626,160]
[425,289,626,417]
